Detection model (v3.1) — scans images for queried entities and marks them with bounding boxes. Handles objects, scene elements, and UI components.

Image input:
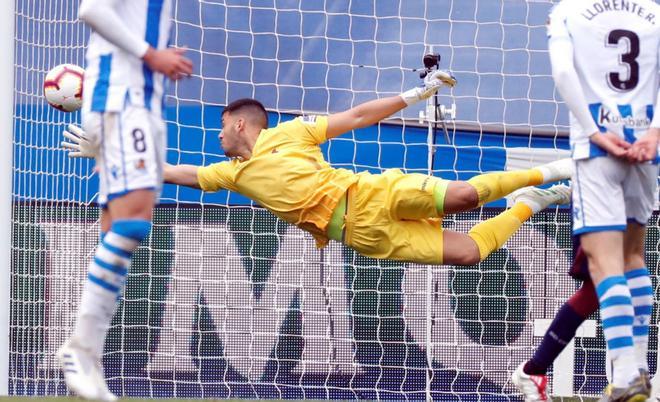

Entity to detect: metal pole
[424,85,435,402]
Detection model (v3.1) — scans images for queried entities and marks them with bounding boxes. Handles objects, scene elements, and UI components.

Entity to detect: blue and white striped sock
[596,275,637,388]
[625,267,654,372]
[73,219,151,356]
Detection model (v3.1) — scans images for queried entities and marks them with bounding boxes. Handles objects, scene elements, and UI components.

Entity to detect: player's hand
[142,47,193,81]
[400,69,456,106]
[61,124,98,158]
[589,131,631,160]
[626,128,659,163]
[426,70,457,89]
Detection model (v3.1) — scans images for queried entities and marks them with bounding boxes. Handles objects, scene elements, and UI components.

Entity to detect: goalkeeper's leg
[58,190,154,401]
[444,184,571,265]
[439,158,572,215]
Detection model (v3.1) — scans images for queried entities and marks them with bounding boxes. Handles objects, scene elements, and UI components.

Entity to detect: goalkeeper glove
[61,124,98,158]
[400,70,456,106]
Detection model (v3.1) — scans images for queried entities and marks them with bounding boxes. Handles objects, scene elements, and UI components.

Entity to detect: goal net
[10,0,659,400]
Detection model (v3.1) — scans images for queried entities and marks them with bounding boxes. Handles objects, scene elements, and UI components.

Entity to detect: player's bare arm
[325,96,406,140]
[325,70,456,139]
[163,163,202,189]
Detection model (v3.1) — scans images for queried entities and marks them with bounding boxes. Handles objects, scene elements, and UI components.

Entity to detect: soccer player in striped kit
[544,0,660,400]
[57,0,192,400]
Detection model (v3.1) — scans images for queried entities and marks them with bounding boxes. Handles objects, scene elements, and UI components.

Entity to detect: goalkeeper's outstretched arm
[325,70,456,139]
[163,164,202,189]
[61,124,204,189]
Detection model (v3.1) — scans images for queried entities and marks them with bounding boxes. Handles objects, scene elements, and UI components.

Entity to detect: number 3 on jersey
[607,29,640,91]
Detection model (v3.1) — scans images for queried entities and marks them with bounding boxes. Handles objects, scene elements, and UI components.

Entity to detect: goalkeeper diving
[63,70,572,266]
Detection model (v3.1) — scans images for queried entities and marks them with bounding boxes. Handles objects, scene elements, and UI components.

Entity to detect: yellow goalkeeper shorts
[343,169,447,265]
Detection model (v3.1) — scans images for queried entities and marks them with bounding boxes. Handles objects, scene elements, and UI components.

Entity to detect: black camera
[419,53,440,79]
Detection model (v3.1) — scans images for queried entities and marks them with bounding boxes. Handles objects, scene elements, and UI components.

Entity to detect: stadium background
[10,0,659,400]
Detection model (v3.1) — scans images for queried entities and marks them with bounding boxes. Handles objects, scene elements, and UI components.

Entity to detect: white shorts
[572,156,658,235]
[83,105,166,206]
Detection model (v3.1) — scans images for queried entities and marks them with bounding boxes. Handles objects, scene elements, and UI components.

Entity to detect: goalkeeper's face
[220,113,241,157]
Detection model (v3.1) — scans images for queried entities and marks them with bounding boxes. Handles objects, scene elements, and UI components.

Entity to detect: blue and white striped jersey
[81,0,173,116]
[548,0,660,160]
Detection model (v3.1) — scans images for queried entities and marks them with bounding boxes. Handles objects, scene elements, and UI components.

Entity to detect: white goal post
[1,0,16,396]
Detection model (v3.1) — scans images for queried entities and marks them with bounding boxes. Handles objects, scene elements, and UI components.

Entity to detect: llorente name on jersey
[600,107,652,129]
[581,0,657,24]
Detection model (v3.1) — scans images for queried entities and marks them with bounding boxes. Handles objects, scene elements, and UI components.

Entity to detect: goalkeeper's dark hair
[223,98,268,130]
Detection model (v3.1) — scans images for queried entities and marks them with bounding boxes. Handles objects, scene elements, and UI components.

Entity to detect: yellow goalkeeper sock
[468,203,533,261]
[467,169,543,206]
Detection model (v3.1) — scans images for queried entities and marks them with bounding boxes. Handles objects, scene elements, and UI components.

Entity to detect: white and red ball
[43,64,84,112]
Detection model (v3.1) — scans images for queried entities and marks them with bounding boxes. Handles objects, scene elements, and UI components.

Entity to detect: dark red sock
[524,280,598,375]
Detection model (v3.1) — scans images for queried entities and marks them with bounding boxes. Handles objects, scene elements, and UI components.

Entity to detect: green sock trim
[327,193,347,242]
[433,180,449,215]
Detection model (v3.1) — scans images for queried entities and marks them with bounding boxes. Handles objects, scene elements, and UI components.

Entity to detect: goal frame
[1,0,16,396]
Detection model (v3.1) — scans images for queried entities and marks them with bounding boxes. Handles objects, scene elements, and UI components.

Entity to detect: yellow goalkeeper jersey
[197,115,359,248]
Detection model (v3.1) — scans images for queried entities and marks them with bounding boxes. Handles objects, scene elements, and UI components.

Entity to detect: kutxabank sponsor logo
[599,106,651,129]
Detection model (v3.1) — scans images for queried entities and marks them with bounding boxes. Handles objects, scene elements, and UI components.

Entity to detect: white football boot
[511,362,553,402]
[510,184,571,213]
[57,339,117,401]
[534,158,574,184]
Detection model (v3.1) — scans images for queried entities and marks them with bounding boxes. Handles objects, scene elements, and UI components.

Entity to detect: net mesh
[11,0,658,400]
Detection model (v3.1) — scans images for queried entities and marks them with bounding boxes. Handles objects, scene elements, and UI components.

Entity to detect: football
[43,64,84,112]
